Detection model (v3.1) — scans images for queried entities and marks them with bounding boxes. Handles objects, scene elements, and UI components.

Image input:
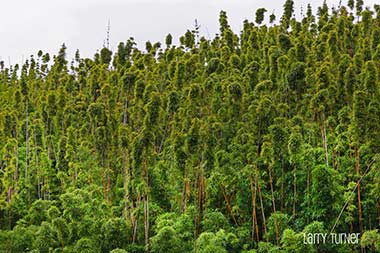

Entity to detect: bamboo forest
[1,0,380,252]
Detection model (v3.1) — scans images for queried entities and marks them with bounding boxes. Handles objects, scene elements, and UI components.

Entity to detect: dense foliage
[1,0,380,252]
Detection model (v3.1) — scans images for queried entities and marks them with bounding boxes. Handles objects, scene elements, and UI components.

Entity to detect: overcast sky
[0,0,377,65]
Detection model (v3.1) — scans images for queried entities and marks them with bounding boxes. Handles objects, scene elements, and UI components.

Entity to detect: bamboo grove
[1,0,380,252]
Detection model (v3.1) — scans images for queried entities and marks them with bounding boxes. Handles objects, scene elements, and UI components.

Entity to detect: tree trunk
[355,146,363,233]
[101,156,107,201]
[132,193,140,243]
[144,159,150,253]
[122,97,131,218]
[268,165,279,244]
[122,149,130,217]
[182,170,190,213]
[256,164,267,240]
[307,164,310,224]
[35,131,41,199]
[14,145,18,186]
[195,162,205,242]
[158,113,172,153]
[281,160,284,211]
[250,174,259,243]
[198,171,205,223]
[221,185,238,226]
[293,165,297,217]
[321,113,329,168]
[107,158,111,203]
[25,103,29,196]
[123,98,128,125]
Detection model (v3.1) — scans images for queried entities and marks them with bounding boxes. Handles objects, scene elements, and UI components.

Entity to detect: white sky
[0,0,377,65]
